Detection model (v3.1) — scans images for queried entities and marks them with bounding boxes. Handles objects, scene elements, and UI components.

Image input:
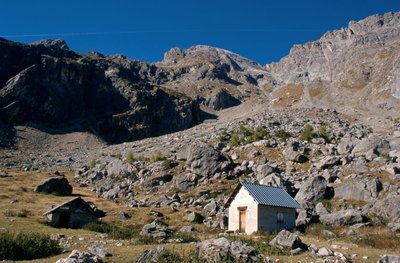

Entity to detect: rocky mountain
[0,38,200,144]
[265,12,400,117]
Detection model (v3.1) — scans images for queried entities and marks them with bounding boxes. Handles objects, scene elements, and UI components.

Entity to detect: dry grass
[272,84,304,108]
[1,169,399,263]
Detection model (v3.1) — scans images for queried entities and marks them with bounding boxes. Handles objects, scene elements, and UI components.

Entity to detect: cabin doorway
[239,208,246,232]
[59,211,71,228]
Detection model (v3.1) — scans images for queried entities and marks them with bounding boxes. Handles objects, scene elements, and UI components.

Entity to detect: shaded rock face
[205,89,241,110]
[0,38,200,144]
[34,176,72,196]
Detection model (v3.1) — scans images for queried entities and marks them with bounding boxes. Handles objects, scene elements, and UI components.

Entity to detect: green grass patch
[0,231,61,260]
[83,221,140,240]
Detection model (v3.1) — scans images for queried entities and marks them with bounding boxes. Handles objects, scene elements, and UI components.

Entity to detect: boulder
[135,246,166,263]
[259,173,286,188]
[185,142,232,177]
[269,230,303,249]
[319,209,364,226]
[197,237,259,262]
[88,245,110,258]
[34,176,73,196]
[184,211,205,223]
[334,178,382,201]
[315,156,341,170]
[337,137,358,155]
[56,250,102,263]
[370,196,400,224]
[175,173,198,192]
[204,200,219,216]
[295,176,327,204]
[352,135,390,156]
[284,142,308,163]
[179,225,195,233]
[377,255,400,263]
[139,220,171,240]
[255,164,275,181]
[317,247,334,256]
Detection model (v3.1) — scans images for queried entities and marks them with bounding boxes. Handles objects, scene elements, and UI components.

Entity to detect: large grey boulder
[352,135,390,156]
[184,211,205,223]
[135,246,166,263]
[315,156,341,170]
[319,209,364,226]
[334,178,382,201]
[56,250,102,263]
[295,176,327,204]
[255,164,276,181]
[370,196,400,224]
[377,255,400,263]
[284,142,308,163]
[34,176,73,196]
[197,237,259,262]
[337,137,358,155]
[175,173,198,192]
[269,230,304,249]
[139,220,171,240]
[185,142,232,177]
[88,246,110,258]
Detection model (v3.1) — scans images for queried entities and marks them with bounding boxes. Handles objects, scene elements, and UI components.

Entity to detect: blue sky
[1,0,399,65]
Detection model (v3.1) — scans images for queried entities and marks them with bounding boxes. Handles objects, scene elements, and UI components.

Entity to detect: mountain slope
[0,38,200,144]
[265,12,400,117]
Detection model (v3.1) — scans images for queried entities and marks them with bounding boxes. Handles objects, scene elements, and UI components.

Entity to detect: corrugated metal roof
[241,181,300,209]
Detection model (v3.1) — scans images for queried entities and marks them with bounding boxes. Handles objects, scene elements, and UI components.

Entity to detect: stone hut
[224,180,300,234]
[43,197,98,228]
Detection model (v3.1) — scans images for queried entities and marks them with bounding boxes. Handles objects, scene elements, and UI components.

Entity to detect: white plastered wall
[228,187,258,234]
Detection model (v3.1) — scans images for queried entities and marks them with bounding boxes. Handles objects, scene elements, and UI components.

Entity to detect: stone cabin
[224,180,300,234]
[43,197,98,228]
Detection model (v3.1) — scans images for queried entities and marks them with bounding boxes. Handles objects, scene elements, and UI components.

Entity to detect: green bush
[150,151,167,162]
[316,125,331,143]
[0,231,60,260]
[126,150,136,164]
[299,124,314,142]
[274,129,292,142]
[89,159,97,169]
[227,125,270,147]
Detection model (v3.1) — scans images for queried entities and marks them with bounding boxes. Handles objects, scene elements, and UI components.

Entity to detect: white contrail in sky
[2,28,323,38]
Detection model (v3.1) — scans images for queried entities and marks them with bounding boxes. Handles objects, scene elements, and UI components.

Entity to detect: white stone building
[224,180,300,234]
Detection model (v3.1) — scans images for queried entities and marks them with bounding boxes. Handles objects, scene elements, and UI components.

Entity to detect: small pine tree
[317,125,331,143]
[299,124,314,142]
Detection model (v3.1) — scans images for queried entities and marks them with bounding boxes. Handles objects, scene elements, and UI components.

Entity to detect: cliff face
[0,38,200,144]
[265,12,400,113]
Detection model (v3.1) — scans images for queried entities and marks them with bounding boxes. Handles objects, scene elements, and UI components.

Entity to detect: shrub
[88,159,97,169]
[274,129,292,142]
[162,159,177,170]
[0,231,60,260]
[229,133,240,147]
[316,124,331,143]
[150,151,167,162]
[126,151,136,164]
[299,124,314,142]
